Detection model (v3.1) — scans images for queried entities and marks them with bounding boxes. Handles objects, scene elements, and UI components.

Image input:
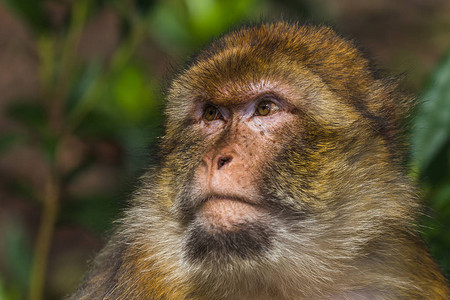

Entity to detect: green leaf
[66,62,102,114]
[6,102,46,129]
[63,194,120,233]
[431,181,450,211]
[112,65,156,124]
[42,133,59,163]
[74,110,118,137]
[3,0,48,33]
[0,277,21,300]
[412,51,450,174]
[186,0,259,40]
[136,0,157,15]
[148,3,192,53]
[1,218,32,292]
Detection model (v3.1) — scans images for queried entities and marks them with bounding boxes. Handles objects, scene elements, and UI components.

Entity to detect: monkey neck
[89,201,448,300]
[125,225,448,300]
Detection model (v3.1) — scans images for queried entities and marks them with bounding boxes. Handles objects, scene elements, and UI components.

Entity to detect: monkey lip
[198,196,264,231]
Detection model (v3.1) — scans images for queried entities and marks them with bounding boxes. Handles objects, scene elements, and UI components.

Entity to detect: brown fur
[69,22,449,299]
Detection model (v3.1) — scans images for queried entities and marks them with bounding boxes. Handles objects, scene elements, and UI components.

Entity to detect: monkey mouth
[185,195,273,262]
[197,195,266,232]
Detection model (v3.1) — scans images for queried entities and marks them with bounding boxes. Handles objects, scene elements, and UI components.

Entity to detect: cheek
[246,117,299,158]
[248,112,297,138]
[194,121,226,136]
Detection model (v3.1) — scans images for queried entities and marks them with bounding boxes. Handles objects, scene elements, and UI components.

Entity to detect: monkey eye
[255,100,279,116]
[203,105,222,122]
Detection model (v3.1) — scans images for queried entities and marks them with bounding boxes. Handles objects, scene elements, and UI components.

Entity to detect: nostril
[217,156,232,169]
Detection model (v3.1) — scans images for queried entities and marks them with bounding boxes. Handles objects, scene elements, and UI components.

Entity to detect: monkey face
[179,92,300,261]
[192,95,296,225]
[167,59,347,265]
[163,23,401,271]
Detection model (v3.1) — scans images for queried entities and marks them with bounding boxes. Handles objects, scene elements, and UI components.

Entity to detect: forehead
[168,23,374,122]
[175,49,358,125]
[174,23,369,104]
[180,47,301,106]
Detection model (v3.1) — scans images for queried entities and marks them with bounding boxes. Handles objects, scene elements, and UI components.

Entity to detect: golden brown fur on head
[69,22,449,300]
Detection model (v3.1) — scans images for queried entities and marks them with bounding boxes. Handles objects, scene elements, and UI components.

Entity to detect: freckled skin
[69,22,449,300]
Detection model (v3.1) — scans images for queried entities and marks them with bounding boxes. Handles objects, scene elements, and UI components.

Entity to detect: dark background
[0,0,449,299]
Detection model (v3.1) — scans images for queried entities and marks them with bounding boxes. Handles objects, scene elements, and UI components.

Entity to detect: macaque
[69,22,449,299]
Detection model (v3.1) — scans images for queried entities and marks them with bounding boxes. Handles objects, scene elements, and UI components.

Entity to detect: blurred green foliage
[1,217,31,300]
[0,0,449,299]
[412,52,450,277]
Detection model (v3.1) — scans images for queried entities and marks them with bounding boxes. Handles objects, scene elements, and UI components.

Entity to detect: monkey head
[149,22,415,279]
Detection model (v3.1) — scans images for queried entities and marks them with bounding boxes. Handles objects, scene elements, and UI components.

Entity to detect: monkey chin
[184,197,273,262]
[198,198,264,232]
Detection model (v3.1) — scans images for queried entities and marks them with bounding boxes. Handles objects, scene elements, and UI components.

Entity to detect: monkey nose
[217,156,233,169]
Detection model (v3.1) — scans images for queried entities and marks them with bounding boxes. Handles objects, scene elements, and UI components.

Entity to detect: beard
[183,215,274,263]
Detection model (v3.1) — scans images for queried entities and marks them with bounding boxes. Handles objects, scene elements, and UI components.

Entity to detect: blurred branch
[28,172,60,300]
[28,1,90,300]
